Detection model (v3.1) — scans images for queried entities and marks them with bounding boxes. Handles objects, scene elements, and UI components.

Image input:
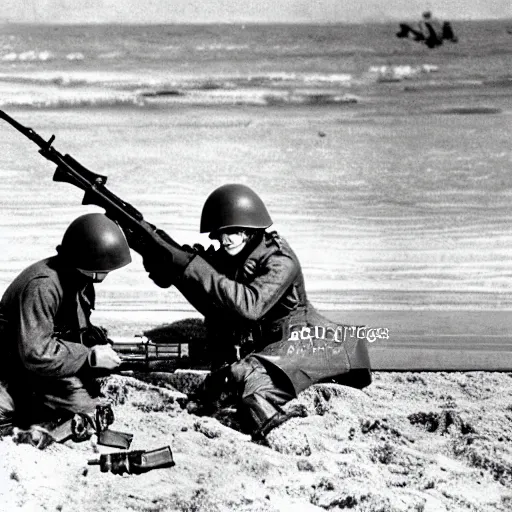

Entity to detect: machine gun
[0,108,177,258]
[114,335,202,371]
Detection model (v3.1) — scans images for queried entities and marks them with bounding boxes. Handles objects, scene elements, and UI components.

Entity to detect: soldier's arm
[17,279,90,377]
[176,252,299,321]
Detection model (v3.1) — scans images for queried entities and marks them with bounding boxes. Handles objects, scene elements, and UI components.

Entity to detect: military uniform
[171,231,372,436]
[137,183,372,438]
[0,256,103,428]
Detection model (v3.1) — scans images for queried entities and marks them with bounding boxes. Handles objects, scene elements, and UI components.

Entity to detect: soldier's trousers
[229,355,294,435]
[0,376,101,430]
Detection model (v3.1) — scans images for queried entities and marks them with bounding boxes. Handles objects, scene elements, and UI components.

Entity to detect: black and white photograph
[0,1,511,510]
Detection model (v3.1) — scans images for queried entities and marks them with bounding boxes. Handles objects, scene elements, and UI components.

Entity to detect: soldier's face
[218,229,249,256]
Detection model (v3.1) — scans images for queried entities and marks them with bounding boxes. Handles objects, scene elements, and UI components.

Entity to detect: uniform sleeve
[16,278,90,377]
[178,252,299,321]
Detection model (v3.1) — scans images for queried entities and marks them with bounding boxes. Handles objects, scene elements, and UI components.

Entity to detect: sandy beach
[1,365,511,512]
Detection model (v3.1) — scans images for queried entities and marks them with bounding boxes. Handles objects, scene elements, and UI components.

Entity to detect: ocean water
[1,21,512,328]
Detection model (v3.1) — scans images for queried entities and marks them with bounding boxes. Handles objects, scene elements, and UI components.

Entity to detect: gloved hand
[81,325,112,348]
[142,242,176,289]
[181,243,216,262]
[123,221,196,288]
[182,243,204,253]
[122,219,157,255]
[142,229,196,288]
[123,228,147,255]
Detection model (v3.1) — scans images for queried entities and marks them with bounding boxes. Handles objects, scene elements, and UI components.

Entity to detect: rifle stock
[0,108,172,257]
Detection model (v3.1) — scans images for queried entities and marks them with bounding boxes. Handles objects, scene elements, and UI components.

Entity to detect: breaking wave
[0,88,360,109]
[368,64,439,82]
[0,70,362,109]
[0,62,460,110]
[0,51,85,62]
[0,70,354,89]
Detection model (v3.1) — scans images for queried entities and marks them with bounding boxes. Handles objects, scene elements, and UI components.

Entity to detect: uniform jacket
[175,231,372,395]
[0,256,92,381]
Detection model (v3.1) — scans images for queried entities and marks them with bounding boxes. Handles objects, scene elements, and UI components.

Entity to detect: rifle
[0,108,176,257]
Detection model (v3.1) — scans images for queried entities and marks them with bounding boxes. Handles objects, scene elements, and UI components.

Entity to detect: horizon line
[1,16,512,26]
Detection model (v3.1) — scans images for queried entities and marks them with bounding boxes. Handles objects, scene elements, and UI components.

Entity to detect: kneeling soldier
[0,214,131,436]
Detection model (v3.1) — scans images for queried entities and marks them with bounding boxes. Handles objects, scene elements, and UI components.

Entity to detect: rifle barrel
[0,108,180,262]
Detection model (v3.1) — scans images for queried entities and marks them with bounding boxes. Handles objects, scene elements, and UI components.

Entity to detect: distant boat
[396,20,458,49]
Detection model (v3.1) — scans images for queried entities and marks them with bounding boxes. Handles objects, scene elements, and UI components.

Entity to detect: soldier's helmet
[200,184,273,236]
[58,213,132,272]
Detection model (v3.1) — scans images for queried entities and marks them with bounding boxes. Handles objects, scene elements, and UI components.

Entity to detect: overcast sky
[2,0,512,24]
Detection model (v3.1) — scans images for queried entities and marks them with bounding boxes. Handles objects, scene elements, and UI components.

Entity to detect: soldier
[418,10,443,47]
[0,213,131,436]
[135,184,372,440]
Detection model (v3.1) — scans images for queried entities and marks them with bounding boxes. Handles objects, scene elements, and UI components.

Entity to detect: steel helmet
[59,213,132,272]
[200,184,273,235]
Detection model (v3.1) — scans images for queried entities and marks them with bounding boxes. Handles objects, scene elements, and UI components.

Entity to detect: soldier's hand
[122,227,148,255]
[82,325,111,347]
[182,243,205,254]
[89,344,122,369]
[142,252,175,288]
